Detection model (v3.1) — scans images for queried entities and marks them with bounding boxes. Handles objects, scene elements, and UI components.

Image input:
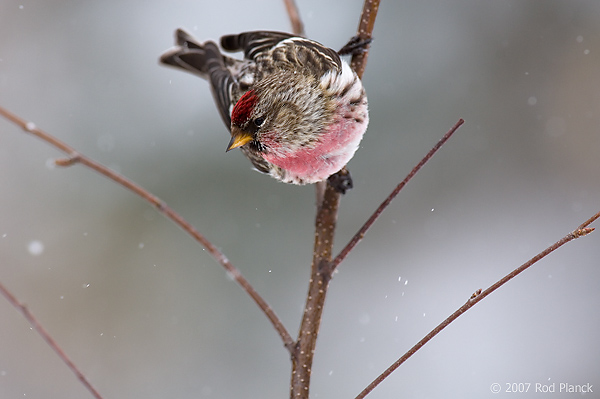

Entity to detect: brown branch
[577,210,600,230]
[290,1,381,398]
[290,182,340,398]
[332,118,465,271]
[351,0,380,79]
[0,105,294,352]
[355,220,597,399]
[283,0,304,36]
[0,280,104,399]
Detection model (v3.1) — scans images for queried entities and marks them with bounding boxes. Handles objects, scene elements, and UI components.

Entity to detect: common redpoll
[160,29,368,187]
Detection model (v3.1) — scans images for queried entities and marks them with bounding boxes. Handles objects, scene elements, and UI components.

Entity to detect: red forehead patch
[231,90,258,126]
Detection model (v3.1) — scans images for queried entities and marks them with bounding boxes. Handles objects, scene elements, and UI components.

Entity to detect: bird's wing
[221,31,297,60]
[221,31,342,76]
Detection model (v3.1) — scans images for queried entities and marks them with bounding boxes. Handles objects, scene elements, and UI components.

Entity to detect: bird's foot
[338,35,373,56]
[328,167,353,194]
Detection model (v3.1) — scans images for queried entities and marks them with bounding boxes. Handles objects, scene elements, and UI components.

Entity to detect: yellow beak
[226,128,253,152]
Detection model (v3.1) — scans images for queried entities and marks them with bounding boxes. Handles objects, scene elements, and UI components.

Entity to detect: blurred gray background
[1,1,599,398]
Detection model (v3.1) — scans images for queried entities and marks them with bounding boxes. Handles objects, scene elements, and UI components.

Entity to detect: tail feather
[160,29,218,77]
[160,29,235,130]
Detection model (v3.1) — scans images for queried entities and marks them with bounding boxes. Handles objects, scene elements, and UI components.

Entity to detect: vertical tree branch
[290,1,381,398]
[290,184,340,397]
[351,0,380,79]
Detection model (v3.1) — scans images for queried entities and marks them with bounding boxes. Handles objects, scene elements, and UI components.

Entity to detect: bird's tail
[160,29,223,78]
[160,29,235,129]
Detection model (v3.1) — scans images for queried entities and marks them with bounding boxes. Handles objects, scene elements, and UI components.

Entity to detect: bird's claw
[328,168,353,194]
[338,35,373,56]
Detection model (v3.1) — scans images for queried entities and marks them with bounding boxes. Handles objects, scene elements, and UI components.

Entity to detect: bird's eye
[254,117,264,127]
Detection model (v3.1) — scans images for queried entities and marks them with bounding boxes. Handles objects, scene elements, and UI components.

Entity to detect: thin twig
[0,105,294,352]
[577,210,600,230]
[332,118,465,271]
[290,1,381,398]
[283,0,304,36]
[355,221,596,399]
[0,281,104,399]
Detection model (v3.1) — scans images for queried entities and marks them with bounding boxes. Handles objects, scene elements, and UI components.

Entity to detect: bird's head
[227,90,266,152]
[227,72,331,156]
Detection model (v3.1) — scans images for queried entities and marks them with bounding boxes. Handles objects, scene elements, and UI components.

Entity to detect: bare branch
[0,280,104,399]
[283,0,304,36]
[351,0,380,79]
[0,105,294,352]
[577,210,600,230]
[355,221,596,399]
[291,182,340,397]
[332,118,465,271]
[291,1,381,398]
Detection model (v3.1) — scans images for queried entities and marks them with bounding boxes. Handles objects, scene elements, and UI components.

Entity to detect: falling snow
[27,240,44,256]
[359,313,370,325]
[45,158,56,169]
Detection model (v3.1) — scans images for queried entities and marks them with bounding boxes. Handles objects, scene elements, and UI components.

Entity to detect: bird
[160,29,368,189]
